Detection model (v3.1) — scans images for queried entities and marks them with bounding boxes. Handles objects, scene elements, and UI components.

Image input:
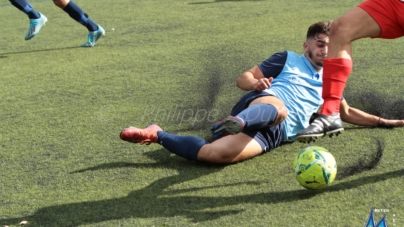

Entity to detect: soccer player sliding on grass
[296,0,404,142]
[120,21,404,164]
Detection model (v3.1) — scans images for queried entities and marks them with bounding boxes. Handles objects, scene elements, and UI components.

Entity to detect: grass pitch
[0,0,403,226]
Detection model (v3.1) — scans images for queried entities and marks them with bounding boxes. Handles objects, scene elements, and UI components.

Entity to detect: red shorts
[358,0,404,39]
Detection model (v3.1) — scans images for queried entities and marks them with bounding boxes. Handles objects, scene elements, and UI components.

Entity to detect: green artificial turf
[0,0,403,226]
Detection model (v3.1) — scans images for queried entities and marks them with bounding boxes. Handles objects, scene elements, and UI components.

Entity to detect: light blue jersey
[259,51,323,141]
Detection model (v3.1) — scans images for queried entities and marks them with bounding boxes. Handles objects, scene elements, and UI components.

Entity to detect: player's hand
[378,118,404,128]
[253,77,273,92]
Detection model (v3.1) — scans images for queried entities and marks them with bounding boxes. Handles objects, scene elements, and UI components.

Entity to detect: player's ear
[303,41,308,51]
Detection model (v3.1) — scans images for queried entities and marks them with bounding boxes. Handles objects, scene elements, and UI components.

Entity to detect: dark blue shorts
[230,91,284,153]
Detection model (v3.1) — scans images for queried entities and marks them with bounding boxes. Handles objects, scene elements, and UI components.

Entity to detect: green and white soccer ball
[293,146,337,190]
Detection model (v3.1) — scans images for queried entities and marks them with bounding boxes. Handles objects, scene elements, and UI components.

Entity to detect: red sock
[320,58,352,116]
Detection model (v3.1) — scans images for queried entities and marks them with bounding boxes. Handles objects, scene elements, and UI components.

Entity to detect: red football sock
[320,58,352,116]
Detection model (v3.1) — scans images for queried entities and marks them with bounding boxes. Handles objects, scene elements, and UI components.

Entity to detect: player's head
[303,21,331,70]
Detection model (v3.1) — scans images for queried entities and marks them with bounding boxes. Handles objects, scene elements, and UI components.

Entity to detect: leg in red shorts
[358,0,404,39]
[296,0,404,142]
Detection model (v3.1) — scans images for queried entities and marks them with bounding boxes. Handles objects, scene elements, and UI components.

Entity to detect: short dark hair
[306,21,331,40]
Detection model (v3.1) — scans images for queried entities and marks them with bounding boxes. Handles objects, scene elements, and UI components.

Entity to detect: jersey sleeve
[258,51,287,78]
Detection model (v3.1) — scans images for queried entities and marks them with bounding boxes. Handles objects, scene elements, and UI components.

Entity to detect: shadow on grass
[0,46,81,56]
[190,0,263,4]
[344,126,396,131]
[1,148,402,227]
[327,168,404,192]
[337,138,385,180]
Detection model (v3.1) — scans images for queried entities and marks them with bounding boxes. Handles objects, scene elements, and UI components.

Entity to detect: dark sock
[236,104,279,130]
[10,0,40,19]
[157,131,208,161]
[63,1,98,32]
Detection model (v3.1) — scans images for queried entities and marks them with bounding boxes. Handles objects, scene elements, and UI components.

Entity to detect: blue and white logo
[365,207,388,227]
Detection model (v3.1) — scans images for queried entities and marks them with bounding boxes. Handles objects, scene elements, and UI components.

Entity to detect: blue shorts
[229,91,284,153]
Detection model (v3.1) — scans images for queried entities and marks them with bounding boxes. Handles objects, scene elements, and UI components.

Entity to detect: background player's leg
[10,0,40,19]
[10,0,47,40]
[53,0,105,47]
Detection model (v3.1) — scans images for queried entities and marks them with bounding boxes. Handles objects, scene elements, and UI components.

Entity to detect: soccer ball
[293,146,337,190]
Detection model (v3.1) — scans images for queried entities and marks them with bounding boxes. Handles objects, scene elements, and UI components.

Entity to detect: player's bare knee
[276,106,288,123]
[53,0,69,8]
[271,105,288,125]
[330,19,352,43]
[52,0,63,7]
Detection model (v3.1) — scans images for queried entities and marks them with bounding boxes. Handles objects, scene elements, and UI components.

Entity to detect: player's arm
[236,66,272,91]
[236,51,287,92]
[339,99,404,127]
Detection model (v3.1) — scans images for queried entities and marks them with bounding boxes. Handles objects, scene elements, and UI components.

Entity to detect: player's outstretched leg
[25,12,48,40]
[120,124,207,161]
[120,124,162,145]
[295,113,343,143]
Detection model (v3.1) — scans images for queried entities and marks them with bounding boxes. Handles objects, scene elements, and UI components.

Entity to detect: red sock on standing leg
[320,58,352,116]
